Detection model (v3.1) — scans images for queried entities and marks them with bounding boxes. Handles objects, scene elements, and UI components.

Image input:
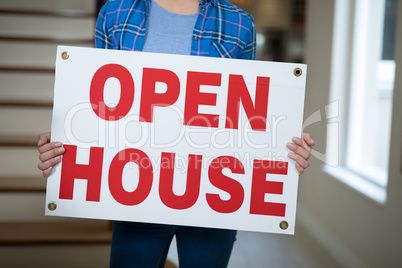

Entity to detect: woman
[38,0,314,267]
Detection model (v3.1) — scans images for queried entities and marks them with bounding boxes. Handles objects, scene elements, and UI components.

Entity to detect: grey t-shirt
[142,0,198,55]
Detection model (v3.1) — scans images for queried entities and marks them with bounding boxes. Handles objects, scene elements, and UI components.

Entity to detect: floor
[167,223,342,268]
[0,221,342,268]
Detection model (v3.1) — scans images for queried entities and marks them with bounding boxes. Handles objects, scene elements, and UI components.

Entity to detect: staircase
[0,1,113,267]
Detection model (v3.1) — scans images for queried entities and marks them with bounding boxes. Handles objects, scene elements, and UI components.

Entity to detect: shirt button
[201,7,205,11]
[194,36,199,40]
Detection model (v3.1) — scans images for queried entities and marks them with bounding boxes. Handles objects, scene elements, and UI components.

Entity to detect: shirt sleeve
[95,3,112,49]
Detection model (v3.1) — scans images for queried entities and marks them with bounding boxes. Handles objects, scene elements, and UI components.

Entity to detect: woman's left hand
[286,133,315,175]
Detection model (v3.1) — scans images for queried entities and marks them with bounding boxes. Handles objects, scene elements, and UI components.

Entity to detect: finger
[302,132,315,146]
[292,137,312,152]
[38,155,61,171]
[38,140,63,154]
[39,146,65,163]
[37,132,51,147]
[295,163,304,176]
[42,167,53,178]
[288,152,310,169]
[287,142,311,160]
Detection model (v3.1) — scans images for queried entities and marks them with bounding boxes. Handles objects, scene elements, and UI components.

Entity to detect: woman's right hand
[37,132,65,178]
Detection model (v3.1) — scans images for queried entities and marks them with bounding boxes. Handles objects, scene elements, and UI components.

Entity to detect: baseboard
[297,205,368,268]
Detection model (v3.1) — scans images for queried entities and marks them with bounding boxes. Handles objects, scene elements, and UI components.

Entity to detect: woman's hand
[286,133,315,175]
[37,132,65,178]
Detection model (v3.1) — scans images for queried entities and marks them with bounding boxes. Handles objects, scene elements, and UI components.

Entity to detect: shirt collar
[200,0,217,6]
[141,0,217,7]
[142,0,217,7]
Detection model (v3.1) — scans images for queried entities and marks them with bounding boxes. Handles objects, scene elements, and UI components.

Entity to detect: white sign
[46,45,307,235]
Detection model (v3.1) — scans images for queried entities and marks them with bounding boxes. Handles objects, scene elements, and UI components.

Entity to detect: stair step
[0,35,94,44]
[0,135,38,147]
[0,72,54,103]
[0,147,43,179]
[0,107,52,141]
[0,176,46,192]
[0,9,94,18]
[0,66,54,73]
[0,14,94,39]
[0,1,95,13]
[0,220,112,245]
[0,42,70,69]
[0,100,52,108]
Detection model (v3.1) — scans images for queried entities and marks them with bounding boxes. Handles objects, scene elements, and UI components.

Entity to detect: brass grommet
[61,51,69,60]
[293,67,302,77]
[279,221,289,230]
[48,202,57,211]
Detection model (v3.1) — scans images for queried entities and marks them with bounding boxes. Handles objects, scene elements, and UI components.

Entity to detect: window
[324,0,398,204]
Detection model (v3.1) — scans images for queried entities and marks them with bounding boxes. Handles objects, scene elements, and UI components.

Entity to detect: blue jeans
[110,221,237,268]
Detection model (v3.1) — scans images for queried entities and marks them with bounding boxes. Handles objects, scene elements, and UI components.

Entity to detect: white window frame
[323,0,396,204]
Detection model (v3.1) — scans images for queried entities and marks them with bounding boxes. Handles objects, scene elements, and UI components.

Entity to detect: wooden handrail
[0,9,95,18]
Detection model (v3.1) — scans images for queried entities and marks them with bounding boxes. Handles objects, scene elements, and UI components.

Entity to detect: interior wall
[300,0,402,267]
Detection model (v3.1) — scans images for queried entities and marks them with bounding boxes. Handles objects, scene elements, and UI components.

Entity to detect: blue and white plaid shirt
[95,0,256,60]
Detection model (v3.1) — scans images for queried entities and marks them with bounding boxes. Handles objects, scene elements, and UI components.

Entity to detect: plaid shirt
[95,0,256,60]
